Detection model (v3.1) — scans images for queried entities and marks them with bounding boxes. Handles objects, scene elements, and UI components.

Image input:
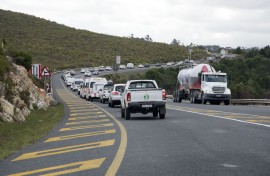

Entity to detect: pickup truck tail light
[112,91,120,95]
[127,92,131,101]
[162,89,166,100]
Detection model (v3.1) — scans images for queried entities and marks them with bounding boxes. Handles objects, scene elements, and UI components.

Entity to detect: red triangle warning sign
[41,67,51,76]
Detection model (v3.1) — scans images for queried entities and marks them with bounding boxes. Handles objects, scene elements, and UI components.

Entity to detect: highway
[0,72,270,176]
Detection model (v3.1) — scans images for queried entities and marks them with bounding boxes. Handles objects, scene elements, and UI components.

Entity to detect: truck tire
[121,108,125,118]
[159,113,165,119]
[201,94,207,104]
[125,108,131,120]
[108,102,111,107]
[153,109,158,117]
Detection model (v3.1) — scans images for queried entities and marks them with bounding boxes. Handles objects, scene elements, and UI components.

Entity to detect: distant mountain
[0,9,208,70]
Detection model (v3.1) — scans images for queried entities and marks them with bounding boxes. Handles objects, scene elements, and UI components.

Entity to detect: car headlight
[205,90,211,93]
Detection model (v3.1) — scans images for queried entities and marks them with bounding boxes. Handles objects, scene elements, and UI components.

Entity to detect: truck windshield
[205,75,227,83]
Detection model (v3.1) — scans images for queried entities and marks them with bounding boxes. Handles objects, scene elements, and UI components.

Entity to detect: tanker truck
[173,64,231,105]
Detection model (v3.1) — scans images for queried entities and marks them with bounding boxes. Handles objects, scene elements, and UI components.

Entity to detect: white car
[66,77,75,87]
[84,71,91,77]
[108,84,125,108]
[127,63,134,69]
[100,83,114,103]
[106,66,113,71]
[138,64,144,68]
[71,78,84,91]
[80,68,86,73]
[99,66,105,71]
[119,65,126,69]
[166,62,173,66]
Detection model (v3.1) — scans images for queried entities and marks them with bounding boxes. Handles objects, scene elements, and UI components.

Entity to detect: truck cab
[200,72,231,105]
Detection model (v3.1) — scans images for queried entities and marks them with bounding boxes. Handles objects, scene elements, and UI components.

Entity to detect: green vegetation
[0,104,64,160]
[212,56,270,99]
[0,9,208,70]
[9,51,32,71]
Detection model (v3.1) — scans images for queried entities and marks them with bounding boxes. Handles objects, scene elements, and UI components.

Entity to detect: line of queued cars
[61,68,167,120]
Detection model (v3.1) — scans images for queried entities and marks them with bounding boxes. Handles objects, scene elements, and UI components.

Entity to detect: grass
[0,104,64,160]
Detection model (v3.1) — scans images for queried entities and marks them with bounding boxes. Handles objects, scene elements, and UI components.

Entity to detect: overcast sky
[2,0,270,48]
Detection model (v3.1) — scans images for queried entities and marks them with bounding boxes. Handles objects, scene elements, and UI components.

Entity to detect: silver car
[108,84,125,108]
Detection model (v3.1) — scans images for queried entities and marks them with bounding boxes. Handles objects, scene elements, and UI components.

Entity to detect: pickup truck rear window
[129,82,156,89]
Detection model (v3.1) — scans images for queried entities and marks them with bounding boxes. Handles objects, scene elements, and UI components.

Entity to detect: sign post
[115,56,121,73]
[41,67,51,93]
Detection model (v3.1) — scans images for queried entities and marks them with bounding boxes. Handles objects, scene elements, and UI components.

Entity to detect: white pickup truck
[120,80,166,120]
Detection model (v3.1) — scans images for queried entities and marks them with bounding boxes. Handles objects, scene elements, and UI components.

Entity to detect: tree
[145,35,153,42]
[171,39,180,45]
[233,46,243,54]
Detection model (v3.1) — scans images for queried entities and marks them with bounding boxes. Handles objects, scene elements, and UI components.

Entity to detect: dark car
[155,63,161,67]
[144,63,150,67]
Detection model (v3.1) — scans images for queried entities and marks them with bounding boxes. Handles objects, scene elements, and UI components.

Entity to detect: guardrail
[231,99,270,106]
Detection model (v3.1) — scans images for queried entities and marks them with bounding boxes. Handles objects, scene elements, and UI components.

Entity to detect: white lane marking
[167,106,270,128]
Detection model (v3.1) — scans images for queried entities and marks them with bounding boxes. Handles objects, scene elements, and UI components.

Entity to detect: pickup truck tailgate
[129,89,163,102]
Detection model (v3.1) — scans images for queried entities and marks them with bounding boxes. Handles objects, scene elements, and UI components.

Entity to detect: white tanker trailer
[173,64,231,105]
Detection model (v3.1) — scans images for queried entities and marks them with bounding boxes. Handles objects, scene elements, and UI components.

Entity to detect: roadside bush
[19,90,30,108]
[0,55,10,81]
[4,77,16,103]
[10,51,32,71]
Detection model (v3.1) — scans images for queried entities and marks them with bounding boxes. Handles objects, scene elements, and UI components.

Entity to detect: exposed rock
[0,64,54,123]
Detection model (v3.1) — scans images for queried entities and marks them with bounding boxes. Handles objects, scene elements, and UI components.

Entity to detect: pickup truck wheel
[121,108,125,118]
[108,102,111,107]
[153,110,158,117]
[159,113,165,119]
[125,108,131,120]
[102,99,105,104]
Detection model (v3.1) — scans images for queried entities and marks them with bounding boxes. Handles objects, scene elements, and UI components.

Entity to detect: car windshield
[205,75,227,83]
[75,81,84,85]
[129,82,156,89]
[104,85,113,90]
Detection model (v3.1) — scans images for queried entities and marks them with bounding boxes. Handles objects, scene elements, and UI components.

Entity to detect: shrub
[19,90,30,108]
[10,51,32,71]
[0,55,10,81]
[4,77,16,103]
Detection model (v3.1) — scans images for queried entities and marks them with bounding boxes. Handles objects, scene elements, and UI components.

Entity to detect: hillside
[0,9,208,70]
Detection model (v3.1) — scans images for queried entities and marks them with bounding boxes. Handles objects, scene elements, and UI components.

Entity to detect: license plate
[216,94,221,97]
[142,104,152,108]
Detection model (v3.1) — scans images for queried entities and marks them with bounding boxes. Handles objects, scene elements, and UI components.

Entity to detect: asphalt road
[1,72,270,176]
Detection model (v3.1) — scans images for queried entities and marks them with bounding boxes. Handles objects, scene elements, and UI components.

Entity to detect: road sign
[41,67,51,76]
[116,56,121,64]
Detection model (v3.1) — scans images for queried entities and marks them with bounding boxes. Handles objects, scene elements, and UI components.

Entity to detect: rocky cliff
[0,64,54,122]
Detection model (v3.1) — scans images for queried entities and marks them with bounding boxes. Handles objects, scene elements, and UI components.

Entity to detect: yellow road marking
[60,123,114,131]
[45,129,116,143]
[9,158,105,176]
[58,81,127,176]
[70,109,99,112]
[13,140,114,161]
[68,115,107,120]
[246,120,270,122]
[66,119,110,125]
[71,111,103,116]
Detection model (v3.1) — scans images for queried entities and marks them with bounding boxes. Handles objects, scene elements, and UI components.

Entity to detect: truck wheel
[153,109,158,117]
[159,113,165,119]
[102,99,105,104]
[125,108,131,120]
[90,97,93,102]
[202,95,207,104]
[108,102,111,107]
[224,100,230,105]
[121,108,125,118]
